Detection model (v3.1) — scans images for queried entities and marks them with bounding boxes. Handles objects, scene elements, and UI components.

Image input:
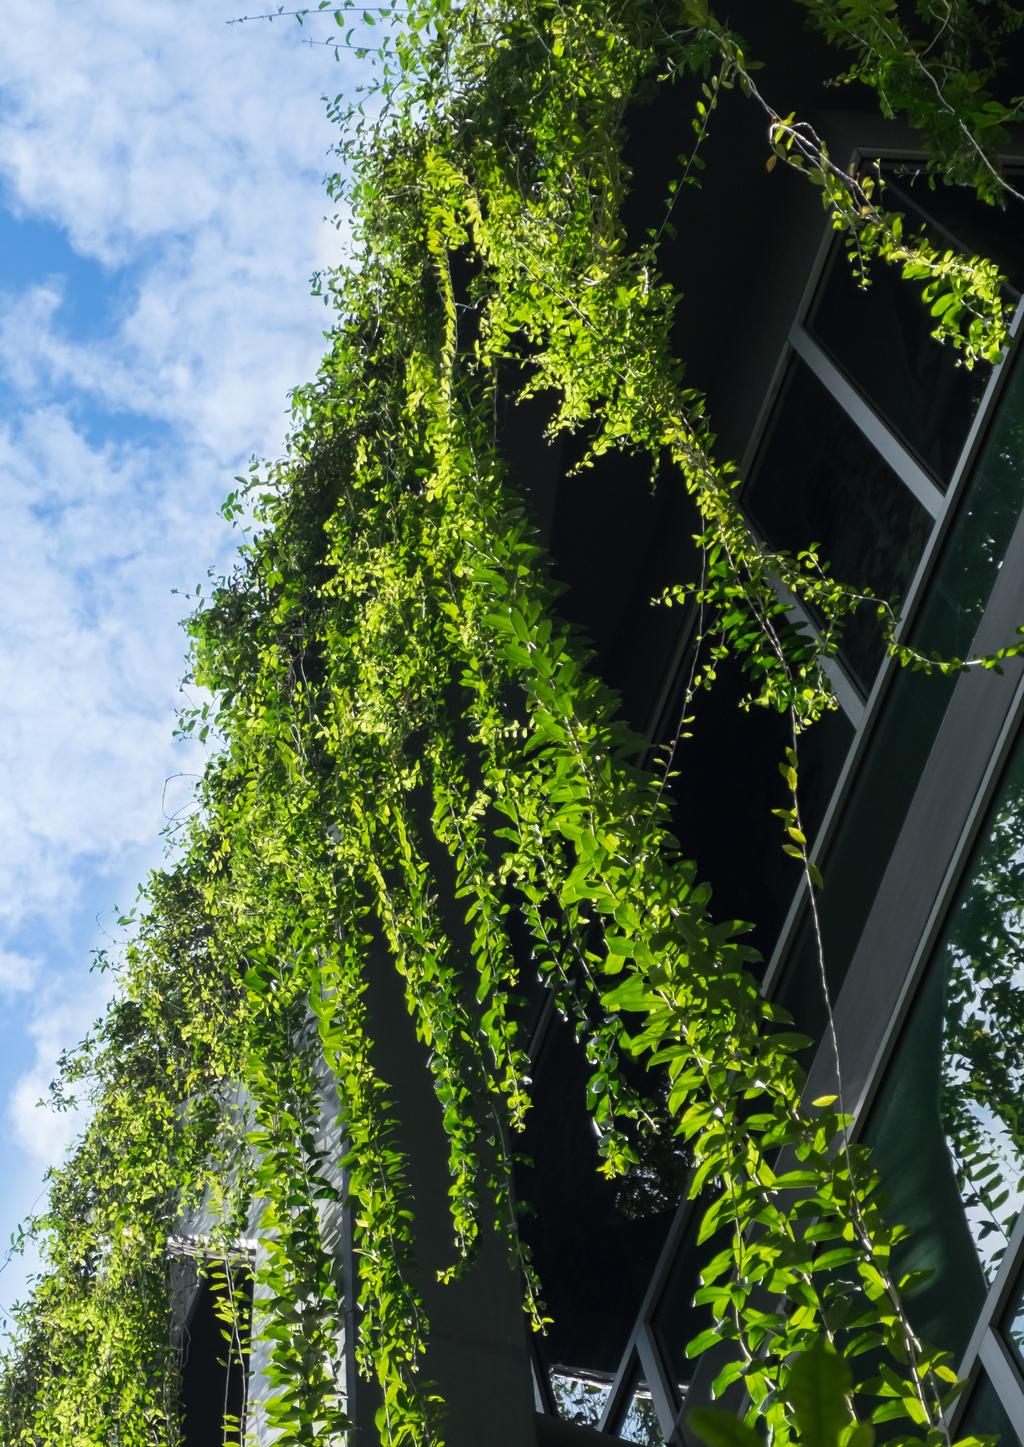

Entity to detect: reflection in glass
[886,169,1024,296]
[518,1011,680,1388]
[807,232,987,486]
[868,729,1024,1358]
[956,1368,1016,1445]
[619,1381,665,1445]
[650,1216,709,1413]
[745,359,932,693]
[549,1369,612,1429]
[1002,1268,1024,1378]
[774,350,1024,1038]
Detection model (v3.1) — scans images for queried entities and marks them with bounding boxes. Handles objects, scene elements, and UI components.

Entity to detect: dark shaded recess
[359,906,538,1446]
[536,1412,623,1445]
[179,1274,250,1447]
[493,378,568,550]
[545,434,702,733]
[663,653,852,963]
[449,245,484,357]
[890,0,1024,90]
[498,368,701,740]
[516,1012,677,1378]
[506,901,560,1045]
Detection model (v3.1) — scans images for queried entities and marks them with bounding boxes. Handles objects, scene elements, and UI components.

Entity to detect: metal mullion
[630,278,1024,1424]
[636,1325,681,1442]
[978,1331,1024,1439]
[595,1348,639,1437]
[761,297,1024,998]
[634,609,1024,1440]
[531,1337,558,1417]
[959,1211,1024,1384]
[761,569,866,729]
[790,324,944,520]
[838,645,1024,1105]
[628,168,1024,1440]
[806,660,1024,1123]
[527,989,557,1063]
[591,1194,700,1436]
[643,319,797,750]
[763,194,1024,991]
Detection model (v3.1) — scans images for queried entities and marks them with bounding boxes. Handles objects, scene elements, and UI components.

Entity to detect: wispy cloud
[0,406,215,932]
[0,952,39,997]
[0,0,360,1301]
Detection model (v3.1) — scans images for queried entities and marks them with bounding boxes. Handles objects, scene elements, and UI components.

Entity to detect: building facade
[175,14,1024,1447]
[513,103,1024,1447]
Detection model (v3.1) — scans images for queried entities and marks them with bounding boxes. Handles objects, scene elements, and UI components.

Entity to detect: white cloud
[0,951,39,996]
[0,0,342,259]
[0,407,217,933]
[0,0,354,460]
[7,972,110,1165]
[0,4,351,930]
[0,0,367,1287]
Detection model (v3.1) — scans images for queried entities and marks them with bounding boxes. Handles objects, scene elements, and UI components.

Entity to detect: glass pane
[666,653,802,961]
[619,1381,665,1445]
[549,1369,612,1429]
[650,1217,711,1410]
[957,1368,1019,1445]
[886,169,1024,296]
[807,236,989,486]
[518,1012,678,1382]
[866,727,1024,1360]
[774,350,1024,1039]
[1002,1267,1024,1378]
[745,358,933,693]
[807,162,1024,488]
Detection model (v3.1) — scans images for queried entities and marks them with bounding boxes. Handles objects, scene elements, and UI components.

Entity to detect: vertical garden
[2,2,1023,1443]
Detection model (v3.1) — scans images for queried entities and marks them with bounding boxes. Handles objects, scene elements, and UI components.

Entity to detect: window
[524,138,1024,1444]
[865,724,1024,1360]
[957,1368,1020,1443]
[772,343,1024,1037]
[805,192,994,486]
[172,1250,253,1446]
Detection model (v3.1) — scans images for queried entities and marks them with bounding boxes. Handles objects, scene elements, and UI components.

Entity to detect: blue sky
[0,0,366,1325]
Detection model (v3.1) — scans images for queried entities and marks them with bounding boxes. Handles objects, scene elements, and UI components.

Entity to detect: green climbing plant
[2,3,1023,1445]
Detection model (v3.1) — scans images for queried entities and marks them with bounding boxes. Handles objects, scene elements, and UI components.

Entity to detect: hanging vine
[2,2,1023,1445]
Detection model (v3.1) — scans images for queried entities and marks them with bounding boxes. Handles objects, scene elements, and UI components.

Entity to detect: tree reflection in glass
[619,1382,664,1445]
[940,744,1024,1279]
[1002,1270,1024,1376]
[869,731,1024,1357]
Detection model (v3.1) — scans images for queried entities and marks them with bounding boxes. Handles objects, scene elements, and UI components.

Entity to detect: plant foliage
[2,2,1023,1444]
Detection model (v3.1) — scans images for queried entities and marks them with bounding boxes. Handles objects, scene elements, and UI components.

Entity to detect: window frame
[533,132,1024,1444]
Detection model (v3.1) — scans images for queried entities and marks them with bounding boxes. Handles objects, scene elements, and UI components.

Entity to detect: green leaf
[688,1407,763,1447]
[785,1340,853,1447]
[686,1327,725,1358]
